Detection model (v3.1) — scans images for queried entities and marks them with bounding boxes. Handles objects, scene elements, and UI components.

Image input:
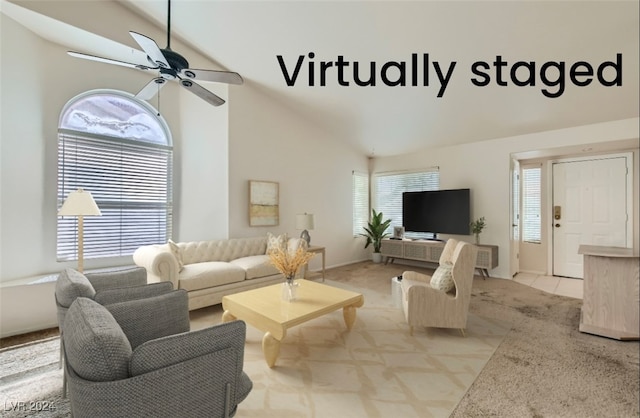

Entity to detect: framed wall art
[393,226,405,239]
[249,180,279,226]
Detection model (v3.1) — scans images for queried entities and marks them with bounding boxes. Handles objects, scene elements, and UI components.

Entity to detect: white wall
[371,118,640,279]
[0,9,231,336]
[228,84,371,272]
[174,84,230,241]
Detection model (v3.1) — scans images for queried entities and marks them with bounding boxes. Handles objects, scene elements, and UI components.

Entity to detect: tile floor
[512,272,583,299]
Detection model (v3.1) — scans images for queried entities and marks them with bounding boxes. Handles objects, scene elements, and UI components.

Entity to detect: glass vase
[281,278,298,302]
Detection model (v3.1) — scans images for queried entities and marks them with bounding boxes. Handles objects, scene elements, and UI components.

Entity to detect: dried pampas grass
[268,247,316,279]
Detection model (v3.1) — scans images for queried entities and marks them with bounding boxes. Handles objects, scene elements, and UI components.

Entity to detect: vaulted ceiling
[4,0,639,156]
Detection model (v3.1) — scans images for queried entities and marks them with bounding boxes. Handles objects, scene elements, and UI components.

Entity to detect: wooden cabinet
[380,239,498,276]
[578,245,639,340]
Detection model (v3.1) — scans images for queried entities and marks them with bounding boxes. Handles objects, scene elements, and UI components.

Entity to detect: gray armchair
[63,290,252,418]
[55,267,173,394]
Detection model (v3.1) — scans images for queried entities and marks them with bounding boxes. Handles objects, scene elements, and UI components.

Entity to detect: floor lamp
[58,188,101,273]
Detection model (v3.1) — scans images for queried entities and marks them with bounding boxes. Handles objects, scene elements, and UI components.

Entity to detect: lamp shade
[296,213,314,230]
[58,188,102,216]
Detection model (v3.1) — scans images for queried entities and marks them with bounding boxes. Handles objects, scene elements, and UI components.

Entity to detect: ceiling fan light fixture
[67,0,242,107]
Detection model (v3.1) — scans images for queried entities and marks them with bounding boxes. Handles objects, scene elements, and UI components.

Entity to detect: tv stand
[380,239,498,277]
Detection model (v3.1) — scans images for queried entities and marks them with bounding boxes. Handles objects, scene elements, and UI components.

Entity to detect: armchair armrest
[402,280,460,327]
[133,245,180,289]
[94,282,174,305]
[85,267,147,292]
[130,321,247,376]
[402,271,431,283]
[106,290,190,349]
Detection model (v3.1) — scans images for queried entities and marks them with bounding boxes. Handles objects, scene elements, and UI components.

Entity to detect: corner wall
[228,84,370,272]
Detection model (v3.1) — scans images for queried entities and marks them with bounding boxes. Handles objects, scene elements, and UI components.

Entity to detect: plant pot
[372,252,383,263]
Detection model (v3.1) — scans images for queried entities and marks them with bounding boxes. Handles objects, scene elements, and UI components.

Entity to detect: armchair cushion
[430,262,455,293]
[106,290,190,349]
[85,267,147,292]
[93,281,174,305]
[130,321,247,376]
[55,268,96,307]
[63,298,132,382]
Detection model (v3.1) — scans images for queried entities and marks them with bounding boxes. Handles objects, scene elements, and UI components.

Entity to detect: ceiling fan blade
[182,69,244,85]
[68,51,153,70]
[179,79,225,106]
[130,31,170,69]
[136,77,168,100]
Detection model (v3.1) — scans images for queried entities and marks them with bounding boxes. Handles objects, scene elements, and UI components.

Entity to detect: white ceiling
[4,0,639,156]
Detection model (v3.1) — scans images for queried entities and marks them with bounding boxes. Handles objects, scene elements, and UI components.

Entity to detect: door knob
[555,223,561,228]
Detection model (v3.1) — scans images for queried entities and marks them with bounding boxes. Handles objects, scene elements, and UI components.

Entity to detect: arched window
[57,90,173,261]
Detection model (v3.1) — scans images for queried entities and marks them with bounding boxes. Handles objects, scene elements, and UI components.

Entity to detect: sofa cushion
[231,255,280,280]
[178,262,246,292]
[55,268,96,308]
[180,237,268,264]
[63,298,132,382]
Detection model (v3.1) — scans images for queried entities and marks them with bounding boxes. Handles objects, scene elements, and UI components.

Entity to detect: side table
[305,246,326,282]
[391,276,402,308]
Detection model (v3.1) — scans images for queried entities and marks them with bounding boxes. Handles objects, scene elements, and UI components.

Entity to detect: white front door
[552,155,630,278]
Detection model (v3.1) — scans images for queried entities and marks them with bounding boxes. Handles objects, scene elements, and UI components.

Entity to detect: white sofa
[133,236,302,310]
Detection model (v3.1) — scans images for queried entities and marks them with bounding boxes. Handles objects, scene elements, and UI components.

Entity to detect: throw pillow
[430,262,455,293]
[266,232,288,254]
[287,237,308,254]
[168,239,184,271]
[55,268,96,307]
[63,298,132,382]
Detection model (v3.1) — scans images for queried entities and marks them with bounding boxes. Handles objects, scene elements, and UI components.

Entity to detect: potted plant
[360,209,392,263]
[470,216,486,244]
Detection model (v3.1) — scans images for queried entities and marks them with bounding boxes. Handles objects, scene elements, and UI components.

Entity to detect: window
[57,91,173,261]
[352,171,369,236]
[373,169,440,238]
[522,166,542,243]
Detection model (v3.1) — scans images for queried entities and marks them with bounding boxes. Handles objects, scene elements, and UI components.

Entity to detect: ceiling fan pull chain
[157,83,161,116]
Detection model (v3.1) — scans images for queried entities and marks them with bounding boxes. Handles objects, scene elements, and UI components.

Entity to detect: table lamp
[58,188,101,273]
[296,213,315,246]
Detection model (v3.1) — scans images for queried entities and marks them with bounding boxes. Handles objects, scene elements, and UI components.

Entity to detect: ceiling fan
[67,0,243,106]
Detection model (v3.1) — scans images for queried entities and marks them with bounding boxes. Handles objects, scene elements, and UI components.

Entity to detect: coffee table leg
[262,332,282,368]
[343,306,357,330]
[221,310,236,323]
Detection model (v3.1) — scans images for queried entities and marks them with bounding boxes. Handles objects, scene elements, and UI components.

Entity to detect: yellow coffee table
[221,279,364,368]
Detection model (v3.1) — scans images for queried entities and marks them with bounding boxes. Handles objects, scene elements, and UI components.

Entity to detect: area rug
[0,279,509,417]
[451,277,640,418]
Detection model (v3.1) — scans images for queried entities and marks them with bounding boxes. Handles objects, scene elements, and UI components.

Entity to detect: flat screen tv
[402,189,471,236]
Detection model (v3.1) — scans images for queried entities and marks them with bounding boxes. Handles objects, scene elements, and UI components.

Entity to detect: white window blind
[522,166,541,243]
[352,171,369,236]
[57,92,172,261]
[373,169,440,238]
